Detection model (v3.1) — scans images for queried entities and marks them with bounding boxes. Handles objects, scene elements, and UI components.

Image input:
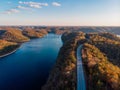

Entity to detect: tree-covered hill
[22,28,48,38]
[0,29,30,43]
[87,33,120,67]
[42,32,86,90]
[0,40,19,56]
[0,26,120,35]
[82,43,120,90]
[43,31,120,90]
[0,40,17,50]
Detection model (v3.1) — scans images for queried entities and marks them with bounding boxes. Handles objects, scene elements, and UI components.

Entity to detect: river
[0,34,62,90]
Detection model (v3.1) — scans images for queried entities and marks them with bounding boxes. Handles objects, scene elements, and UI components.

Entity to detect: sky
[0,0,120,26]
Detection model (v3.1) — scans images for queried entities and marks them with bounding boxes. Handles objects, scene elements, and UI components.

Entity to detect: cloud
[5,9,20,14]
[29,4,42,8]
[19,1,48,8]
[7,2,12,4]
[52,2,61,7]
[1,1,61,15]
[17,5,29,10]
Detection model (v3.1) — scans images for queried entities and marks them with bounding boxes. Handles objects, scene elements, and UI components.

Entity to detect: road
[77,45,86,90]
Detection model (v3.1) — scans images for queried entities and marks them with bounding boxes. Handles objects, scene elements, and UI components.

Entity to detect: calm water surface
[0,34,62,90]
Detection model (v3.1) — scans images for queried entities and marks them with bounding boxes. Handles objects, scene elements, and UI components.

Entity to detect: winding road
[77,45,86,90]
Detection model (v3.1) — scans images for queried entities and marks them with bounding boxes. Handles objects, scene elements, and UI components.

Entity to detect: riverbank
[42,32,85,90]
[0,33,48,58]
[0,34,62,90]
[0,45,21,58]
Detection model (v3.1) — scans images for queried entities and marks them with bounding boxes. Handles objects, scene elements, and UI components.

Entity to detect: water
[0,34,62,90]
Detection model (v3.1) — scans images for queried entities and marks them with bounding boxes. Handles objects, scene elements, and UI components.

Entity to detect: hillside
[0,40,19,56]
[43,31,120,90]
[87,33,120,67]
[42,32,85,90]
[1,26,120,35]
[82,43,120,90]
[22,28,48,38]
[0,29,30,43]
[0,27,48,58]
[83,33,120,90]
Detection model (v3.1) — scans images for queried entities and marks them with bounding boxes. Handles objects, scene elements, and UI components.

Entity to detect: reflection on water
[0,34,62,90]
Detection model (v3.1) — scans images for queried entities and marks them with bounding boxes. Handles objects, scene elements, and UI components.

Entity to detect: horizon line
[0,25,120,27]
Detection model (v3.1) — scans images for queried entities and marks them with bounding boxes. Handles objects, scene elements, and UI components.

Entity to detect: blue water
[0,34,62,90]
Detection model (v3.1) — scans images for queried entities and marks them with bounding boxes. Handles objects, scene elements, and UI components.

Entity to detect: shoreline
[0,33,50,58]
[0,45,21,58]
[0,34,46,59]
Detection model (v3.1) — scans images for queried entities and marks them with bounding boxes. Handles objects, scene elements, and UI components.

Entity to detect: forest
[43,31,120,90]
[0,26,120,90]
